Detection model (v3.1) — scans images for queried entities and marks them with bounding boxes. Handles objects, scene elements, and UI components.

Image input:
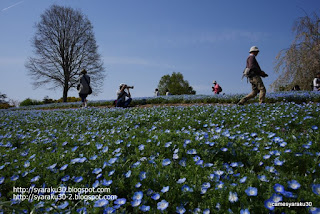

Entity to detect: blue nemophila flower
[264,199,275,211]
[61,175,70,182]
[146,189,154,196]
[108,158,117,165]
[274,158,284,166]
[202,182,211,189]
[135,182,141,188]
[258,175,269,182]
[173,153,179,159]
[108,170,115,176]
[240,208,250,214]
[114,198,126,205]
[60,164,68,171]
[215,170,224,176]
[70,157,86,164]
[162,159,171,166]
[245,187,258,196]
[201,187,208,194]
[221,148,228,152]
[164,142,172,147]
[11,175,19,181]
[288,180,300,190]
[187,149,197,155]
[239,176,247,183]
[151,193,160,200]
[74,176,83,183]
[140,205,150,212]
[179,158,187,167]
[139,144,145,151]
[90,155,98,160]
[132,161,141,168]
[196,160,203,165]
[96,143,103,150]
[94,199,109,207]
[263,154,271,159]
[125,170,131,178]
[282,191,297,198]
[131,200,141,207]
[92,168,102,174]
[216,181,224,189]
[176,206,186,214]
[72,146,78,152]
[271,193,282,203]
[177,178,186,184]
[102,180,112,186]
[93,180,99,188]
[309,207,320,214]
[104,207,115,213]
[102,146,108,153]
[57,201,68,209]
[312,184,320,195]
[228,192,238,203]
[31,175,40,182]
[161,186,169,193]
[157,200,169,211]
[132,191,143,200]
[230,162,238,167]
[140,171,147,180]
[203,208,210,214]
[181,184,193,192]
[274,184,285,193]
[0,177,4,184]
[24,160,30,168]
[311,125,318,130]
[204,163,214,167]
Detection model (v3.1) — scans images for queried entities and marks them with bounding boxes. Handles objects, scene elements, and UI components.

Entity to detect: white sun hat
[249,46,259,53]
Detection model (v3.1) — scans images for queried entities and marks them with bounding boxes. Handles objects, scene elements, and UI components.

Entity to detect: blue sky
[0,0,319,102]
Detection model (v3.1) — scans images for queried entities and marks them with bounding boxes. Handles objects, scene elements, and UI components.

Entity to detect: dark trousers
[116,98,132,108]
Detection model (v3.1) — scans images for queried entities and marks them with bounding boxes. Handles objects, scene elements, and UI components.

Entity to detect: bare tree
[26,5,105,102]
[271,11,320,91]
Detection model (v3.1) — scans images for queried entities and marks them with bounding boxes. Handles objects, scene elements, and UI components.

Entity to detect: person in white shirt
[154,88,160,96]
[313,72,320,91]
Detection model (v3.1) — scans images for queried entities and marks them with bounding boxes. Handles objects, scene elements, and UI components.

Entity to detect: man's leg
[237,77,259,105]
[255,76,266,104]
[116,99,124,107]
[124,98,132,108]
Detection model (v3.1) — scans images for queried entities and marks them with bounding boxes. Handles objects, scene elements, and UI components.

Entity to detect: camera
[127,86,134,89]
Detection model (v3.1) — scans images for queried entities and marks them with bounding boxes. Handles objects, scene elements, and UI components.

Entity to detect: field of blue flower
[1,102,320,213]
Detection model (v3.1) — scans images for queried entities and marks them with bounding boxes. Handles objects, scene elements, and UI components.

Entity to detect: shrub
[20,98,43,106]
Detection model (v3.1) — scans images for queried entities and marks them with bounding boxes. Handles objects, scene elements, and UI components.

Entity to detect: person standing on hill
[78,69,91,108]
[212,81,222,94]
[313,72,320,91]
[154,88,160,96]
[238,46,268,105]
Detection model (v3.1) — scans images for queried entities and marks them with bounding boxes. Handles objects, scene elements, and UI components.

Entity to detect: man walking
[238,46,268,105]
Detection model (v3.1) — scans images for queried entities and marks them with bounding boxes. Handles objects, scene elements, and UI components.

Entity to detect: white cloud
[1,1,24,12]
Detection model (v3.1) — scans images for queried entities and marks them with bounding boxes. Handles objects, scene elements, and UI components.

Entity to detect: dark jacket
[247,55,264,76]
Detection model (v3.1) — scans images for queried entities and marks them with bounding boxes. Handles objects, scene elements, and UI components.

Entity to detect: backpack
[242,68,255,78]
[218,86,222,93]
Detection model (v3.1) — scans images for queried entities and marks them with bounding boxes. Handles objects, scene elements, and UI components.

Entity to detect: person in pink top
[212,81,222,94]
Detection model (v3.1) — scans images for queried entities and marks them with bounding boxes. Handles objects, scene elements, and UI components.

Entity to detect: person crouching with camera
[116,83,133,108]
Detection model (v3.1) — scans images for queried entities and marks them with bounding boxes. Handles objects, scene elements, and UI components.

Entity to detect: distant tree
[157,72,196,95]
[271,11,320,91]
[25,5,105,102]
